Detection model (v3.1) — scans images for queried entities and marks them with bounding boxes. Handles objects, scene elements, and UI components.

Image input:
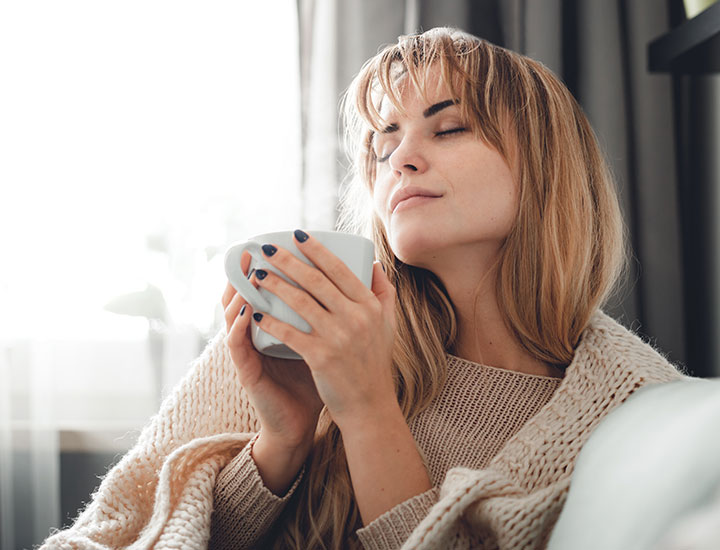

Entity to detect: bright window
[0,1,301,426]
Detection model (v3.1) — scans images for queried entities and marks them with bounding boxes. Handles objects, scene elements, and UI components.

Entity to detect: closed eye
[436,127,467,137]
[375,128,467,163]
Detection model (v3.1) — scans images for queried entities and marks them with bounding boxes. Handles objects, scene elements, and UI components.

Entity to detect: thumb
[371,261,396,314]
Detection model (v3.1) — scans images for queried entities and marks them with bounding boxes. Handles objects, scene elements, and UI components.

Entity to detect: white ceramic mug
[224,230,376,360]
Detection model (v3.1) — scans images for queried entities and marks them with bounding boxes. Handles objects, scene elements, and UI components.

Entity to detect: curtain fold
[298,0,340,231]
[297,0,687,369]
[0,345,15,550]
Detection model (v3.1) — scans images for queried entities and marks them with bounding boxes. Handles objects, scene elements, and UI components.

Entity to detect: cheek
[490,176,521,232]
[451,153,519,227]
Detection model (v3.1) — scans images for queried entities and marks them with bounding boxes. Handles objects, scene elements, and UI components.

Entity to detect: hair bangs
[352,32,512,179]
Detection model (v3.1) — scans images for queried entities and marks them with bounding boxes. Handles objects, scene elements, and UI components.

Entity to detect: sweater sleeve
[355,487,440,549]
[208,432,306,550]
[38,328,264,550]
[355,486,483,550]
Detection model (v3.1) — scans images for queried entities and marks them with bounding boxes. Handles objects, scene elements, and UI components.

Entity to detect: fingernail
[253,312,263,322]
[247,268,255,279]
[261,244,277,257]
[240,304,246,316]
[255,269,268,280]
[294,229,309,243]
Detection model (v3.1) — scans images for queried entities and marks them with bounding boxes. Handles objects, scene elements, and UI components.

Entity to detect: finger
[254,268,329,332]
[291,230,373,303]
[222,280,237,309]
[227,303,267,391]
[294,230,372,302]
[241,250,252,275]
[222,252,256,308]
[258,241,359,315]
[225,268,260,326]
[224,289,246,330]
[226,299,253,354]
[250,310,311,361]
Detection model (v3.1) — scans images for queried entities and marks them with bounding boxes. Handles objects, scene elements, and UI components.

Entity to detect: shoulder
[483,309,691,476]
[567,309,691,390]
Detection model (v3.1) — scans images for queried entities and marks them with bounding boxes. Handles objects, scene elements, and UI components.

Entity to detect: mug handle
[224,241,272,311]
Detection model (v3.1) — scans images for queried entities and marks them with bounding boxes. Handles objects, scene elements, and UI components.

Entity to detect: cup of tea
[224,230,376,359]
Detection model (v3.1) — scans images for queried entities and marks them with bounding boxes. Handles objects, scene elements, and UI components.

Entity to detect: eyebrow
[379,98,460,134]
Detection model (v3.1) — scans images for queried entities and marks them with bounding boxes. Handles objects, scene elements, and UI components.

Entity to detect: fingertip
[227,310,249,350]
[241,249,252,267]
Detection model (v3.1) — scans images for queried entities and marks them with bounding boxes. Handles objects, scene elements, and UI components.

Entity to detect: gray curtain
[297,0,688,373]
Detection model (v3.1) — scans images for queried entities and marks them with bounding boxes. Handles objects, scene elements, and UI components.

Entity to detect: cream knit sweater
[210,352,562,549]
[39,309,688,550]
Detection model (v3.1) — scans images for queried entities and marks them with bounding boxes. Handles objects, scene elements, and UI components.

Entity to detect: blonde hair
[272,26,629,549]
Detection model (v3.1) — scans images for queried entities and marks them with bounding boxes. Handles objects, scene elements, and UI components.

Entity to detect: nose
[388,136,428,177]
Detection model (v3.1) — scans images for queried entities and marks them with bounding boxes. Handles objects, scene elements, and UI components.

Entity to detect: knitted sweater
[39,309,688,550]
[210,353,563,549]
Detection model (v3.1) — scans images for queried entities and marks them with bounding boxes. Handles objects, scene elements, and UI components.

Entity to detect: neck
[452,339,565,379]
[449,297,564,379]
[427,248,565,379]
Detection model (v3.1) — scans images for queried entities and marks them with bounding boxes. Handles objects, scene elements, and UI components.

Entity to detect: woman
[40,27,688,550]
[210,26,687,549]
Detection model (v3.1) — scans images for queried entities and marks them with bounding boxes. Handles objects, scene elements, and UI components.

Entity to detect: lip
[393,195,440,214]
[389,185,443,214]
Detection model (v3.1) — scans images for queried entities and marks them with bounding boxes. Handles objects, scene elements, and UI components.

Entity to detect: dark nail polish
[255,269,268,280]
[240,304,246,316]
[294,229,309,243]
[262,244,277,257]
[253,312,263,322]
[247,268,255,279]
[381,263,386,273]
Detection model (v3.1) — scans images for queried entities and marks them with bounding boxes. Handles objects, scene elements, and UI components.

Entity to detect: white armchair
[548,377,720,550]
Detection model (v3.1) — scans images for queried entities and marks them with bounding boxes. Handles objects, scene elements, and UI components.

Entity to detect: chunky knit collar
[402,309,689,549]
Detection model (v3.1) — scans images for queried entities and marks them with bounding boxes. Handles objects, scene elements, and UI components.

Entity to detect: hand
[248,230,398,431]
[223,250,323,452]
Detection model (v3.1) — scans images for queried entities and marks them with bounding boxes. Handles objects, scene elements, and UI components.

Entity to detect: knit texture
[402,310,688,550]
[40,328,260,550]
[38,309,688,550]
[210,351,561,549]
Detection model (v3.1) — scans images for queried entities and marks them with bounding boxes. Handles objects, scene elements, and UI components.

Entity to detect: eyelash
[375,128,467,163]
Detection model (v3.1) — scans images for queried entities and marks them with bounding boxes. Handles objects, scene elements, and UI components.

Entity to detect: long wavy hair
[270,26,629,549]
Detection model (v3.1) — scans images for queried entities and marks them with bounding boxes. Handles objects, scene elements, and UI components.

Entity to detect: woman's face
[371,67,520,272]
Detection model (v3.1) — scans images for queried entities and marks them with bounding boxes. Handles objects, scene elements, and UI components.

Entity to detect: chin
[390,220,453,264]
[390,245,437,271]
